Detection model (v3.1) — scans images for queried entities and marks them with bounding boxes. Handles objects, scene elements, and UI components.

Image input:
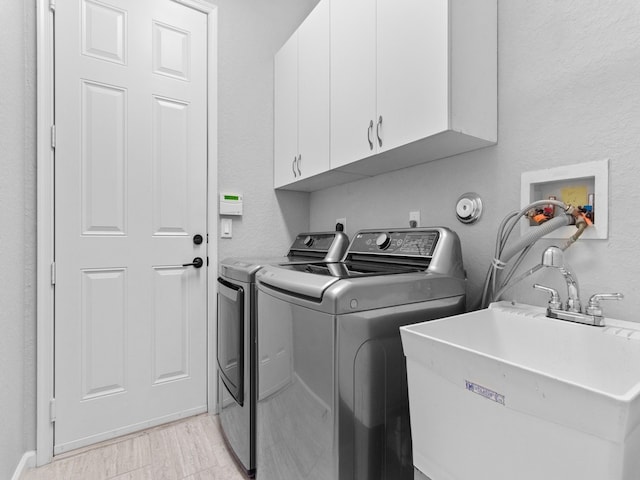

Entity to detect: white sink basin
[401,301,640,480]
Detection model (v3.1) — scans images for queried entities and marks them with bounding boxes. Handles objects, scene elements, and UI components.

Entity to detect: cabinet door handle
[296,154,302,176]
[292,156,297,177]
[376,115,383,148]
[367,120,374,150]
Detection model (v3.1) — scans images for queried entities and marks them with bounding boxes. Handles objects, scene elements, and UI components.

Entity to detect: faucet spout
[558,265,581,312]
[541,246,581,313]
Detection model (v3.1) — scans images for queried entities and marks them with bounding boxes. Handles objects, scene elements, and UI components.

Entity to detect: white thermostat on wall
[219,193,243,216]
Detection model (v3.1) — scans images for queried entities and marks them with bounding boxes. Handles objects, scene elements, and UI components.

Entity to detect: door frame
[35,0,219,466]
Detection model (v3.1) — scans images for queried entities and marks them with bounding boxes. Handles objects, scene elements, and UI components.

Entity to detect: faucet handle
[586,293,624,317]
[533,284,562,310]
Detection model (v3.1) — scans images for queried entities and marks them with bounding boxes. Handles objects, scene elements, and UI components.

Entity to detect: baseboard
[11,451,36,480]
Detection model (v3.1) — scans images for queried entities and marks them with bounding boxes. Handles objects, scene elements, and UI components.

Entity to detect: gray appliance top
[256,227,466,313]
[219,231,349,283]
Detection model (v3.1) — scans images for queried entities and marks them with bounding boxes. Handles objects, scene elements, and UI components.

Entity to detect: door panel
[80,268,127,399]
[54,0,208,454]
[81,0,127,65]
[152,96,190,235]
[81,80,127,235]
[152,21,191,80]
[152,266,190,384]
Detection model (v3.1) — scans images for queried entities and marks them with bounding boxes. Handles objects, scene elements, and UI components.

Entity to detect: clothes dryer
[217,231,349,477]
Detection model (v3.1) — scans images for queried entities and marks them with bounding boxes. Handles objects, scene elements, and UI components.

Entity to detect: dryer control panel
[288,231,350,262]
[350,229,439,257]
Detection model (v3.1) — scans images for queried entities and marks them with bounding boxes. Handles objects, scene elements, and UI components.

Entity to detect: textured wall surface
[310,0,640,320]
[214,0,315,259]
[0,0,37,477]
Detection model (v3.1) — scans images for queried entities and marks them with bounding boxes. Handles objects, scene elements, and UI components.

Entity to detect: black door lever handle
[183,257,204,268]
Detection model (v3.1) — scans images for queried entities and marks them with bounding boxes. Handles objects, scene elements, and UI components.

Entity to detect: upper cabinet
[375,0,451,156]
[274,0,497,191]
[274,0,330,189]
[329,0,377,167]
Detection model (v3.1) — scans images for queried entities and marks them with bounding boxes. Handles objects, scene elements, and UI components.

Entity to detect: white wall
[214,0,315,259]
[0,0,37,477]
[310,0,640,321]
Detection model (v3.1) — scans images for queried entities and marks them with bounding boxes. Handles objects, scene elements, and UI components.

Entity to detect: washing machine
[216,231,349,477]
[255,227,466,480]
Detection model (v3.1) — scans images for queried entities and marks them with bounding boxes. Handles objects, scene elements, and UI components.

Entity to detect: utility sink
[400,301,640,480]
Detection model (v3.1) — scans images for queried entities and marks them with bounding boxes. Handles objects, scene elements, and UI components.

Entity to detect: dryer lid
[256,265,341,300]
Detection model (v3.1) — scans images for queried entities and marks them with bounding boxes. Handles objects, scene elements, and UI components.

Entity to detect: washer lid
[256,265,341,300]
[275,260,423,279]
[218,231,351,283]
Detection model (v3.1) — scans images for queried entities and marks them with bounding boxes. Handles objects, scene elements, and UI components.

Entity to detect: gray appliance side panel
[256,288,336,480]
[217,276,254,472]
[325,274,466,314]
[336,296,466,480]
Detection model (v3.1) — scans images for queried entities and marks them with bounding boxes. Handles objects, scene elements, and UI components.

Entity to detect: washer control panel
[350,230,439,257]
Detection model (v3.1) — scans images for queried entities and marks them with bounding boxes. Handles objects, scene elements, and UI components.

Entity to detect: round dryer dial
[303,235,314,247]
[376,233,391,250]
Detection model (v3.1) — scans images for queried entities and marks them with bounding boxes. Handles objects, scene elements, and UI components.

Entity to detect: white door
[54,0,208,454]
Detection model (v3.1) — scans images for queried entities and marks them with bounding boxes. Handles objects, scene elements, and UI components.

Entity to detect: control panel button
[303,235,314,247]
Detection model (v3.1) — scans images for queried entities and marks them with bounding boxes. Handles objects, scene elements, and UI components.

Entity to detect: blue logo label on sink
[465,380,505,405]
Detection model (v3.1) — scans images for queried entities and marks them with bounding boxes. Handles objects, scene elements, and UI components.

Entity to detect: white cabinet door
[298,0,330,179]
[376,0,449,153]
[332,0,449,165]
[274,34,299,188]
[274,0,330,188]
[330,0,377,169]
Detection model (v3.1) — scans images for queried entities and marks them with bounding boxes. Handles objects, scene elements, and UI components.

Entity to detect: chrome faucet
[534,246,623,327]
[541,246,581,312]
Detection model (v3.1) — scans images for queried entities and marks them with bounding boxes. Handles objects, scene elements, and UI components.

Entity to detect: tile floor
[23,414,248,480]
